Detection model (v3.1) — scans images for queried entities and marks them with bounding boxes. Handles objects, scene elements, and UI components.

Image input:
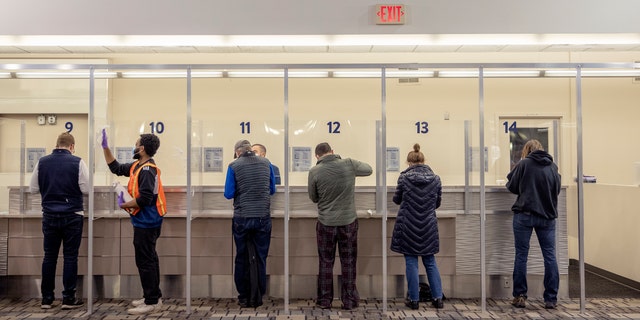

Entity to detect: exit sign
[375,4,405,24]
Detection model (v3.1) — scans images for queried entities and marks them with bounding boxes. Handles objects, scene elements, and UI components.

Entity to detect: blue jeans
[232,216,272,301]
[41,213,83,302]
[512,213,559,303]
[405,255,443,301]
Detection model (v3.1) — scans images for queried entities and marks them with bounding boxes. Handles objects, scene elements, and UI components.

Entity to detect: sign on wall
[375,4,405,25]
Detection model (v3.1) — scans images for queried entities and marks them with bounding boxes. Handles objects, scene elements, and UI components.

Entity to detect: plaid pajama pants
[316,220,359,309]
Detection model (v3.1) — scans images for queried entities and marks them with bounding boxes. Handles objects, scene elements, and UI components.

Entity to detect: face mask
[133,146,141,159]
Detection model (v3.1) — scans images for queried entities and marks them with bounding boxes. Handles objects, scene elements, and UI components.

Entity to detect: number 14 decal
[503,121,517,133]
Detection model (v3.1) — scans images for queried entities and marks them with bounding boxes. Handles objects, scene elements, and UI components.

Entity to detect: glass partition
[0,117,25,215]
[289,73,380,301]
[101,72,188,301]
[482,70,572,299]
[579,72,640,299]
[191,74,285,300]
[385,70,479,301]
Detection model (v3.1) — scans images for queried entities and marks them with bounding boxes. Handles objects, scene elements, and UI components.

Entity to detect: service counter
[0,186,567,300]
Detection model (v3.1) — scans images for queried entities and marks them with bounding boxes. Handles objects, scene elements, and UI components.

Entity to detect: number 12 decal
[503,121,517,133]
[327,121,341,134]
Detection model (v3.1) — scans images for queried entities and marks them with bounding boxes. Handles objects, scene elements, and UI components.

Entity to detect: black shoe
[404,299,419,310]
[544,301,557,309]
[61,299,83,310]
[41,297,54,309]
[316,303,331,309]
[431,298,444,309]
[238,299,249,308]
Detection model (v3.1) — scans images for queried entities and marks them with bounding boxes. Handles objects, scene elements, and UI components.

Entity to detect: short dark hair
[315,142,332,157]
[252,143,267,155]
[140,134,160,157]
[56,132,75,148]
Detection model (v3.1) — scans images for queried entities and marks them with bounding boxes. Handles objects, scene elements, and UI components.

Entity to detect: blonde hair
[407,143,425,164]
[521,139,544,158]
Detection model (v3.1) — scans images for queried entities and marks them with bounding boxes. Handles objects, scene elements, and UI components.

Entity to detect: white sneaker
[131,298,145,307]
[127,299,162,315]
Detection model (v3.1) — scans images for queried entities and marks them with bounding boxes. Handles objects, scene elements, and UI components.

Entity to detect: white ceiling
[2,43,640,55]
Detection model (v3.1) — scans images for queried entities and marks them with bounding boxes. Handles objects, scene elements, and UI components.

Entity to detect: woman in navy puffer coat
[391,143,444,309]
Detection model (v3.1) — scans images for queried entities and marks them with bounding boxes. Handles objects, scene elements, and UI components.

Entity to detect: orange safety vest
[126,161,167,216]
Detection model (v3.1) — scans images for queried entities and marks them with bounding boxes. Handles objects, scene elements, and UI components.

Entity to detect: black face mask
[133,147,141,160]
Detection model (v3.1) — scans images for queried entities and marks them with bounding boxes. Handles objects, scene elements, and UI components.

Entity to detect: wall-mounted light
[15,71,117,79]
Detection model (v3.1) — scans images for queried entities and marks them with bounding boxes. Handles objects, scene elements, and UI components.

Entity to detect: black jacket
[390,164,442,256]
[506,150,561,219]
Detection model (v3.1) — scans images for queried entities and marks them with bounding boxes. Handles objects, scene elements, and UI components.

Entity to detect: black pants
[133,226,162,305]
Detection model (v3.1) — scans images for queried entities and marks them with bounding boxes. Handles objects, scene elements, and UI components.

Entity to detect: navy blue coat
[390,164,442,256]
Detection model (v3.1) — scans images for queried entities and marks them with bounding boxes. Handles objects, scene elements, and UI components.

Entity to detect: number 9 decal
[65,122,73,133]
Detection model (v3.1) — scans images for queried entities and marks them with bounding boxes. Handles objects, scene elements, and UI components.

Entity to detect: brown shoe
[512,295,526,308]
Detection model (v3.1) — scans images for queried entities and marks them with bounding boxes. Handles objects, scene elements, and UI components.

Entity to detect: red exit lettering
[376,5,405,24]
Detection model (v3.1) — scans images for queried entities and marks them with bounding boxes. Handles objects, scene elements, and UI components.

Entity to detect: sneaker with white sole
[127,298,162,315]
[131,298,145,307]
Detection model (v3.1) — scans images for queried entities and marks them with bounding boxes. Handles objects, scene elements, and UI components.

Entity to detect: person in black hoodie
[506,139,561,310]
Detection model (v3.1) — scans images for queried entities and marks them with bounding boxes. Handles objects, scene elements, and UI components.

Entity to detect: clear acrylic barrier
[579,74,640,292]
[289,75,380,300]
[0,117,25,214]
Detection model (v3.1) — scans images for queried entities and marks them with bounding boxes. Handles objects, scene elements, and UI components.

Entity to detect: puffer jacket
[390,164,442,256]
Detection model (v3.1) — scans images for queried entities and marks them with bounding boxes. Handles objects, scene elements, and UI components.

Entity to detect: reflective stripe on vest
[127,161,167,216]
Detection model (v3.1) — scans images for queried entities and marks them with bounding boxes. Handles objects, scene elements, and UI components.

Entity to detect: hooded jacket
[390,164,442,256]
[506,150,561,219]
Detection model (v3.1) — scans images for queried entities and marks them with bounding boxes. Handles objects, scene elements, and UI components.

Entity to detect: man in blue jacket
[30,132,89,310]
[225,140,276,308]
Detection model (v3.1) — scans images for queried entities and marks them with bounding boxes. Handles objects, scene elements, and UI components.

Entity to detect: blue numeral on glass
[240,121,251,134]
[415,121,429,134]
[149,122,165,134]
[503,121,517,133]
[327,121,341,133]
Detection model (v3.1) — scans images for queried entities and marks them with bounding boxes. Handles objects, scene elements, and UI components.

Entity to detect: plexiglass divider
[4,61,640,313]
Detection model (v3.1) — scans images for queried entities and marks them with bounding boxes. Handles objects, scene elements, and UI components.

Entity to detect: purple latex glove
[101,128,109,149]
[117,191,126,207]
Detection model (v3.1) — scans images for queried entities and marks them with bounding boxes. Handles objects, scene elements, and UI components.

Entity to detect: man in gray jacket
[308,142,372,310]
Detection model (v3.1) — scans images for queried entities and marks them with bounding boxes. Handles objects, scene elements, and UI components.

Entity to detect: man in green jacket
[308,142,372,310]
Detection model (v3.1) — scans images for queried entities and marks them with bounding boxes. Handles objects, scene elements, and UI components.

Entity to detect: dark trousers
[133,226,162,305]
[41,213,83,302]
[316,220,359,309]
[232,216,272,301]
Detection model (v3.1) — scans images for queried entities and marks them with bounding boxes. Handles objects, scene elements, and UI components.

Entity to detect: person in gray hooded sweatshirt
[506,139,561,310]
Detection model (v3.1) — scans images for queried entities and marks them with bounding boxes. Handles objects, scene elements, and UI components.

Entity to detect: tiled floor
[1,298,640,320]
